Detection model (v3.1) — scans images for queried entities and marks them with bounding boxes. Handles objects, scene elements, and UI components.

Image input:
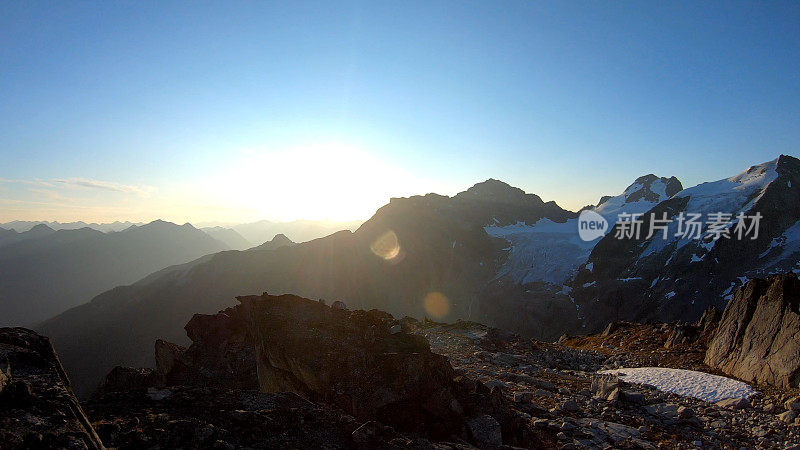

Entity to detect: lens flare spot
[370,230,401,261]
[423,292,450,319]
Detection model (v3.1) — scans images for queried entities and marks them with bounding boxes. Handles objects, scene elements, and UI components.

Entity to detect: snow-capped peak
[594,175,682,225]
[623,174,682,203]
[674,158,779,217]
[638,157,782,257]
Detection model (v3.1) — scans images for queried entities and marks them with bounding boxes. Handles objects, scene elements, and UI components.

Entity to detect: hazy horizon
[0,153,795,225]
[0,216,365,230]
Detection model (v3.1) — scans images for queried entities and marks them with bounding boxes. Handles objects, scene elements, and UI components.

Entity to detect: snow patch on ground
[599,367,757,403]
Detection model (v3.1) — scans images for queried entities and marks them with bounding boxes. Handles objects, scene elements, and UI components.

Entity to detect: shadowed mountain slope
[0,220,228,326]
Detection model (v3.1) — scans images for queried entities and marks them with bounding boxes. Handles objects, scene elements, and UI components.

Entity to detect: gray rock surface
[705,274,800,388]
[467,414,503,448]
[0,327,104,449]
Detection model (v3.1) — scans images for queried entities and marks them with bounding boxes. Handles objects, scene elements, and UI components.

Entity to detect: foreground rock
[705,274,800,388]
[88,386,443,449]
[0,327,104,449]
[102,293,546,447]
[10,289,800,449]
[242,294,504,439]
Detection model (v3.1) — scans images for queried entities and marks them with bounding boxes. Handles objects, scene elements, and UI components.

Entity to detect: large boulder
[99,305,259,393]
[154,306,258,390]
[705,274,800,388]
[0,327,104,449]
[240,293,488,438]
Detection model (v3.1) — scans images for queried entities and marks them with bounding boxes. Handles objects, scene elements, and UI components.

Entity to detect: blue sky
[1,1,798,223]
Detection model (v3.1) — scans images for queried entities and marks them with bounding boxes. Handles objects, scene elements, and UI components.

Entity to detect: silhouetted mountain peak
[456,178,543,205]
[252,232,296,251]
[28,223,55,234]
[271,233,293,245]
[129,220,184,233]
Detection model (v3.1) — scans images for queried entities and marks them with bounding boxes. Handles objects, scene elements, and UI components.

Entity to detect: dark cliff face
[705,273,800,388]
[0,327,104,449]
[571,155,800,332]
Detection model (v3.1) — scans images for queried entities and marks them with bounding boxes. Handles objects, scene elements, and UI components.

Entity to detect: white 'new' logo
[578,210,608,241]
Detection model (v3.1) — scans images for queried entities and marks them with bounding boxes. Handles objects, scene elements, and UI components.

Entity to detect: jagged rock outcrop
[241,293,509,440]
[695,306,721,333]
[155,306,258,390]
[101,293,529,446]
[0,327,104,449]
[663,324,700,349]
[705,274,800,388]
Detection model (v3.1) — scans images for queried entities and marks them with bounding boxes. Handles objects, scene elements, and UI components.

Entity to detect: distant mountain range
[34,155,800,396]
[0,220,142,233]
[199,226,252,250]
[199,220,362,250]
[0,219,363,247]
[0,220,228,327]
[227,219,363,245]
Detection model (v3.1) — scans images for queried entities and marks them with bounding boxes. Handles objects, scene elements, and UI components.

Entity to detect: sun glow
[207,142,412,222]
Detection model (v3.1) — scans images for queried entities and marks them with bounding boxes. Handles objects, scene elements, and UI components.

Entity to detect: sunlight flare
[423,291,450,319]
[370,230,401,261]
